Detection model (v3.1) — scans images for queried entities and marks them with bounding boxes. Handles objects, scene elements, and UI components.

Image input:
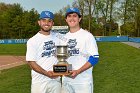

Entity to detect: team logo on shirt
[41,40,56,57]
[43,41,55,50]
[68,39,77,49]
[67,39,79,56]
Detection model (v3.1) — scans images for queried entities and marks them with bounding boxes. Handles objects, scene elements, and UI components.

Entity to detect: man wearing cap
[26,11,61,93]
[61,7,99,93]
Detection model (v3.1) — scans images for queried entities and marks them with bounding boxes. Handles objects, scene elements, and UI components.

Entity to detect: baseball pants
[61,82,93,93]
[31,80,61,93]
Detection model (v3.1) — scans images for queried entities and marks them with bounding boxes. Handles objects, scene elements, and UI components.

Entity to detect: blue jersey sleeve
[88,55,99,66]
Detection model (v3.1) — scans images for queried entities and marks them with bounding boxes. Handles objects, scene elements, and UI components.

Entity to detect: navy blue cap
[39,11,54,20]
[66,8,81,17]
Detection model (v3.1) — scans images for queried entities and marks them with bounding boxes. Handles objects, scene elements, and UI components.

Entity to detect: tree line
[0,0,140,39]
[69,0,140,36]
[0,3,39,39]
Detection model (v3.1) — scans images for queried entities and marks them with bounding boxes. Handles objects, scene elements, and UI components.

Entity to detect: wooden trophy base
[53,64,72,76]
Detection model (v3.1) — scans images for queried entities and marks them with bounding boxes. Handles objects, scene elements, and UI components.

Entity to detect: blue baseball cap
[65,8,81,17]
[39,11,54,20]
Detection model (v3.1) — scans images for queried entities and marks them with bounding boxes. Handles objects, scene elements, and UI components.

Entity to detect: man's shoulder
[27,33,39,43]
[80,28,93,36]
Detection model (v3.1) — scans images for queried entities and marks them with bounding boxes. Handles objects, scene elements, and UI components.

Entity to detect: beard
[41,28,51,32]
[40,26,51,32]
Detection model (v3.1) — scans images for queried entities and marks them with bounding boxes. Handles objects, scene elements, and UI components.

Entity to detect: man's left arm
[70,57,99,79]
[70,34,99,79]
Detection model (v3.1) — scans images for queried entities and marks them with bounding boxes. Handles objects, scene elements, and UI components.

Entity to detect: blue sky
[0,0,75,13]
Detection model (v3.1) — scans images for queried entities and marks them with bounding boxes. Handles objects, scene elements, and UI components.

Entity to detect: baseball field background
[0,42,140,93]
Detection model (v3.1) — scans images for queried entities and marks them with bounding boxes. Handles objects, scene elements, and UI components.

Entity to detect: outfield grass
[0,42,140,93]
[94,42,140,93]
[0,44,26,55]
[0,65,31,93]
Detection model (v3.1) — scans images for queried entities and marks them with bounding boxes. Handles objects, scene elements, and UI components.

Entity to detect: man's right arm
[27,61,57,79]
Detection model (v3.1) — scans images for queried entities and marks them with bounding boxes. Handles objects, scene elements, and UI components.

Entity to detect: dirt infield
[0,56,26,70]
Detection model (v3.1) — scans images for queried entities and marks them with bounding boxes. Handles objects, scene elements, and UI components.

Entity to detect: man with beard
[26,11,61,93]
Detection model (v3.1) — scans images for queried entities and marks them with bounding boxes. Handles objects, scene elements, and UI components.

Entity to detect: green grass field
[94,42,140,93]
[0,44,26,55]
[0,65,31,93]
[0,42,140,93]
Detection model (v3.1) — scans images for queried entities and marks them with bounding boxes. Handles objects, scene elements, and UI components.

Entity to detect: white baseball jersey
[26,32,59,84]
[63,28,99,84]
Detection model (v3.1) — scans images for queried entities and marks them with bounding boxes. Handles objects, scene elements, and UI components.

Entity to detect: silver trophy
[53,45,72,76]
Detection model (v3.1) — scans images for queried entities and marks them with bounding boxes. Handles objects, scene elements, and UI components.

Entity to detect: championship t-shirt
[26,32,59,84]
[63,28,99,84]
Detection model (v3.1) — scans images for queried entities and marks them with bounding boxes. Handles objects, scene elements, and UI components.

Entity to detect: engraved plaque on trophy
[53,45,72,76]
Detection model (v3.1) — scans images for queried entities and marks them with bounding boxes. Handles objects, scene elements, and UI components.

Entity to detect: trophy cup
[53,45,72,76]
